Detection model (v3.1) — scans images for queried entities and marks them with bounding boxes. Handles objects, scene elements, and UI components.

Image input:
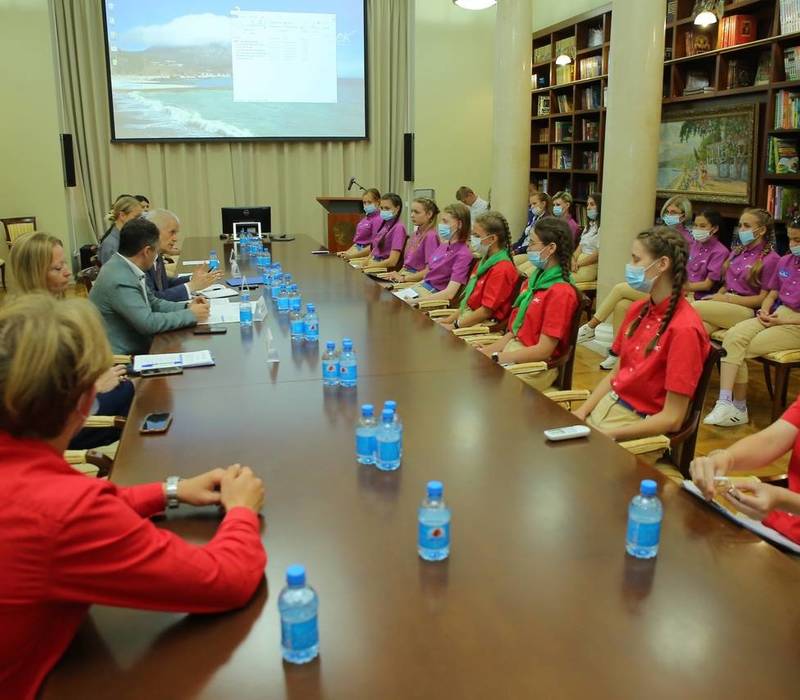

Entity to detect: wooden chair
[77,265,100,294]
[507,294,592,392]
[415,257,480,314]
[575,280,597,324]
[64,449,114,478]
[1,216,36,245]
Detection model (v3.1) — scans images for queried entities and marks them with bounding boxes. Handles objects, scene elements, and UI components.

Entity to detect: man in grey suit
[90,217,210,355]
[144,209,223,302]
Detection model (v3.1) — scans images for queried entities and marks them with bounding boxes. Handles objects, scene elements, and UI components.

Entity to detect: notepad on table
[133,351,215,372]
[392,287,419,301]
[226,276,263,287]
[181,260,210,266]
[198,283,239,299]
[682,480,800,554]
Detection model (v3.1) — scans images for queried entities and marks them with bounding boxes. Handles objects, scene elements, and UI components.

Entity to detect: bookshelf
[530,5,612,225]
[662,0,800,230]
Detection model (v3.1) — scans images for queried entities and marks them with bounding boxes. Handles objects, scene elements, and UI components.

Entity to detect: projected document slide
[104,1,366,140]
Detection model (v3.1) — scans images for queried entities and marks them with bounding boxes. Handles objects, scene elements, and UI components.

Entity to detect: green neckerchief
[459,249,511,312]
[511,265,571,335]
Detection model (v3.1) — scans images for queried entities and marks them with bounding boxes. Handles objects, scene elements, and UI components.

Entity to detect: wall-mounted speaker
[403,132,414,182]
[61,133,77,188]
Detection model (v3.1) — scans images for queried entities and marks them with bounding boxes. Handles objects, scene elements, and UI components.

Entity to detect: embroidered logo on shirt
[780,269,791,278]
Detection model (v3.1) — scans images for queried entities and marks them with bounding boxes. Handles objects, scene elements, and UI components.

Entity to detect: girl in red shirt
[438,211,519,330]
[479,216,580,391]
[573,226,710,443]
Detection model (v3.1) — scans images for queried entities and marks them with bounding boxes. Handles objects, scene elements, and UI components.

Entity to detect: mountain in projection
[112,45,231,78]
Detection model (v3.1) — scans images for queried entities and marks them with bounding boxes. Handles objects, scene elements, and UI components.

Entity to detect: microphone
[347,177,356,191]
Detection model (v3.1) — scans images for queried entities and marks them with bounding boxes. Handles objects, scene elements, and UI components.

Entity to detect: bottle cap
[361,403,374,417]
[342,338,353,350]
[290,284,298,292]
[326,340,336,351]
[640,479,657,496]
[427,480,443,499]
[384,400,397,412]
[381,409,394,423]
[286,564,306,586]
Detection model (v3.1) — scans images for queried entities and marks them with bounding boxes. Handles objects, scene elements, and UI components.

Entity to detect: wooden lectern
[316,196,364,253]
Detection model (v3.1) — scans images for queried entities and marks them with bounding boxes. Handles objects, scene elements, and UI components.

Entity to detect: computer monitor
[221,206,271,237]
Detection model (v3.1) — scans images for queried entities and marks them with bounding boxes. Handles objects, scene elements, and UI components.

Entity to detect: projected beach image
[106,1,366,140]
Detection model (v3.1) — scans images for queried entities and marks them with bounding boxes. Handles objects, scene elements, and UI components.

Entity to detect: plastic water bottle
[355,404,377,465]
[339,338,358,388]
[626,479,663,559]
[290,300,305,340]
[383,400,403,457]
[278,565,319,665]
[271,264,283,297]
[418,480,450,561]
[239,288,253,327]
[376,409,401,471]
[277,284,290,314]
[304,303,319,342]
[322,341,339,386]
[262,266,271,291]
[289,284,302,313]
[258,250,271,271]
[209,250,219,271]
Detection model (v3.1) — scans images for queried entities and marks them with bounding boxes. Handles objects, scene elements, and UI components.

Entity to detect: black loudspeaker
[403,132,414,182]
[61,133,77,188]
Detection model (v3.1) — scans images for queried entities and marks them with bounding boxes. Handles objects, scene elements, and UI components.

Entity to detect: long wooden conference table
[44,235,800,699]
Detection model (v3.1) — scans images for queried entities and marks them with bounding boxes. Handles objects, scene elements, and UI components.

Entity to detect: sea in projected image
[112,76,366,139]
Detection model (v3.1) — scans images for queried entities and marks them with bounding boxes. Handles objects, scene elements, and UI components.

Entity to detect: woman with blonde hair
[660,195,693,246]
[0,294,266,700]
[10,231,133,449]
[99,195,143,265]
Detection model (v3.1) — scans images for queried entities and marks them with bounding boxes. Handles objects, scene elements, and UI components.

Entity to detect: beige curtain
[53,0,408,245]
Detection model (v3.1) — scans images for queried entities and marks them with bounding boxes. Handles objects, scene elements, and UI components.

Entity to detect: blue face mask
[438,223,452,240]
[380,210,395,222]
[625,261,658,293]
[587,209,598,221]
[364,203,377,215]
[791,245,800,257]
[527,250,549,271]
[663,213,681,227]
[691,228,710,243]
[738,228,756,246]
[552,205,564,217]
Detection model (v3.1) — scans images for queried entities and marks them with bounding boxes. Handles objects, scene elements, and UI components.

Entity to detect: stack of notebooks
[683,70,714,96]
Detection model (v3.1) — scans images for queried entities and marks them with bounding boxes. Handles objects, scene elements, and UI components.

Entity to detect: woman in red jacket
[0,294,266,700]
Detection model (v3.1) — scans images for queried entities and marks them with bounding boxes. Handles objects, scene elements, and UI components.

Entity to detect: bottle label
[418,521,450,550]
[306,322,319,335]
[626,519,661,548]
[378,437,400,462]
[356,433,375,457]
[340,364,357,383]
[291,319,305,335]
[281,616,319,650]
[323,361,339,381]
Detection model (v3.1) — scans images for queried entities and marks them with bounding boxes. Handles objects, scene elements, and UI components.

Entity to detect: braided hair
[722,208,775,287]
[532,216,575,283]
[625,225,688,355]
[475,210,513,258]
[413,197,440,234]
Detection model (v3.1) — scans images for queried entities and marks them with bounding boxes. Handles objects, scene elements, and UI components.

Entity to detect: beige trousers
[586,392,664,464]
[505,339,558,391]
[722,306,800,382]
[593,282,648,335]
[692,299,755,335]
[573,253,598,284]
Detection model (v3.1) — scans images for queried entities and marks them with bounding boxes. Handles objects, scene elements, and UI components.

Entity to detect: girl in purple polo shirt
[384,198,440,284]
[551,191,580,244]
[363,193,407,271]
[704,218,800,427]
[660,195,693,247]
[404,202,474,304]
[339,188,382,261]
[685,209,729,300]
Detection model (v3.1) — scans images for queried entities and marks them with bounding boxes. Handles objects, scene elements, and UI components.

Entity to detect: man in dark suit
[144,209,223,302]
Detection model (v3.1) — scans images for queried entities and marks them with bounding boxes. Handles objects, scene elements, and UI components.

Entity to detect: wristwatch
[454,318,460,329]
[165,476,181,509]
[491,352,500,363]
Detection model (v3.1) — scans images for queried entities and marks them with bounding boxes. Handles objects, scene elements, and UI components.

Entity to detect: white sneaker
[703,400,749,427]
[577,324,596,343]
[599,354,618,370]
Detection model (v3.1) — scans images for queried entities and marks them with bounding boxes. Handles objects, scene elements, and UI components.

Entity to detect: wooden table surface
[43,236,800,700]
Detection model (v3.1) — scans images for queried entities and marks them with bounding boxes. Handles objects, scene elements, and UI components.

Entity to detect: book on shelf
[768,136,800,174]
[532,70,549,89]
[556,93,573,113]
[582,150,599,170]
[683,70,711,95]
[555,64,575,85]
[775,90,800,129]
[574,180,598,200]
[580,84,602,110]
[533,43,551,64]
[717,14,756,49]
[754,51,771,86]
[780,0,800,36]
[554,36,576,61]
[726,59,755,89]
[579,56,603,79]
[537,153,549,168]
[535,127,549,143]
[537,95,551,116]
[666,1,677,24]
[785,47,800,81]
[552,146,572,170]
[531,176,549,193]
[587,27,603,48]
[554,121,573,142]
[603,85,608,108]
[581,119,599,141]
[684,29,714,57]
[767,184,800,221]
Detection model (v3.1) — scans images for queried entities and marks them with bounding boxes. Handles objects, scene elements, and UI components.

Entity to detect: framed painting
[657,104,758,205]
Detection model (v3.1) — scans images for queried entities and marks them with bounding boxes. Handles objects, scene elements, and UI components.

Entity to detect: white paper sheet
[198,284,239,299]
[133,350,215,371]
[682,481,800,554]
[205,304,243,324]
[392,287,419,301]
[181,260,210,266]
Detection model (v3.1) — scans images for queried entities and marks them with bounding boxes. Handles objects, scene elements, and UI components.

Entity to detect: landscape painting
[657,105,757,204]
